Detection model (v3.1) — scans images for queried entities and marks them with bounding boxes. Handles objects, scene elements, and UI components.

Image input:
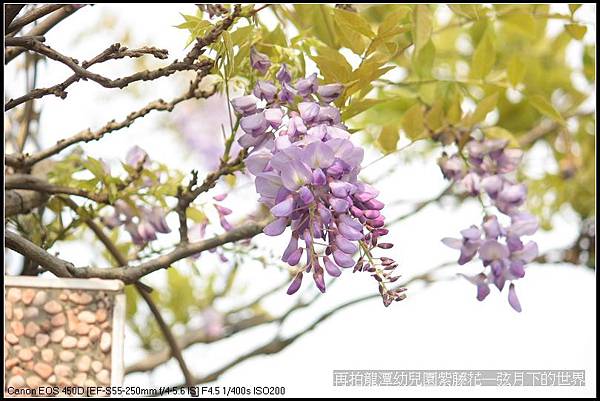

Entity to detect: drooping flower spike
[440,138,538,312]
[233,52,405,307]
[101,147,171,245]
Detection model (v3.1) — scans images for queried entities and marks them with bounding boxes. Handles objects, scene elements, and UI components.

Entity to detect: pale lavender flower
[250,47,271,74]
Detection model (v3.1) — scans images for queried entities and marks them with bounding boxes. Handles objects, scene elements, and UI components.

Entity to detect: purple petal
[479,239,510,262]
[287,272,303,295]
[442,237,463,249]
[317,83,344,103]
[287,248,304,266]
[271,197,295,217]
[263,217,288,236]
[336,236,358,254]
[508,283,522,312]
[324,257,342,277]
[330,197,349,213]
[476,283,490,301]
[333,249,355,268]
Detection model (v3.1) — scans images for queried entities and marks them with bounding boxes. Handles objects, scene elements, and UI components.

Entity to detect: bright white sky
[5,4,596,398]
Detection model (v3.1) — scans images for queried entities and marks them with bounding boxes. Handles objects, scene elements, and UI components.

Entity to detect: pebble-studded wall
[4,277,125,395]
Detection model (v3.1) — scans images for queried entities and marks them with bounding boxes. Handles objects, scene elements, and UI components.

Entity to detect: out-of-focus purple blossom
[144,206,171,234]
[253,80,278,103]
[231,95,258,115]
[230,59,404,307]
[250,47,271,74]
[438,154,464,180]
[279,82,297,104]
[440,137,538,312]
[200,308,225,338]
[276,63,292,83]
[295,73,318,97]
[172,94,242,171]
[317,83,344,103]
[126,145,150,167]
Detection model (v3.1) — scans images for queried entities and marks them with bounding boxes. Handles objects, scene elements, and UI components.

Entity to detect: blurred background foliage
[126,3,595,349]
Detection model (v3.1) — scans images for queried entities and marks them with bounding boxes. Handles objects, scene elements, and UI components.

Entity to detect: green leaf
[377,125,400,153]
[425,100,445,132]
[412,5,432,54]
[568,4,582,15]
[333,8,375,39]
[82,157,107,180]
[342,99,387,120]
[470,27,495,79]
[413,39,435,79]
[507,55,526,87]
[484,127,520,148]
[529,95,565,125]
[187,207,207,223]
[402,103,425,140]
[502,12,537,38]
[565,24,587,40]
[375,7,411,44]
[466,92,498,126]
[448,5,485,19]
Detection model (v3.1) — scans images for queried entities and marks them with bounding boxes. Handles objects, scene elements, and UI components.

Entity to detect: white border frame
[4,276,126,386]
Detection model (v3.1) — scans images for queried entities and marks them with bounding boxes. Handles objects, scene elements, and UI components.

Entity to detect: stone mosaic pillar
[4,277,125,393]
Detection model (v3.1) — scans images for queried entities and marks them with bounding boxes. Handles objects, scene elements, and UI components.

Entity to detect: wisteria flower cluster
[439,138,539,311]
[232,48,406,306]
[101,146,171,245]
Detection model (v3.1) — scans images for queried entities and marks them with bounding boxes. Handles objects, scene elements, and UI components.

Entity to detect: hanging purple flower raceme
[232,54,406,307]
[100,146,171,245]
[439,138,538,312]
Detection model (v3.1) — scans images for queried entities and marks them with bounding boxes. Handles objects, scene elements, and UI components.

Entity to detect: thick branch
[5,174,112,203]
[5,5,82,64]
[5,230,74,277]
[67,219,271,283]
[6,5,64,34]
[5,6,241,111]
[4,5,26,30]
[60,197,194,386]
[5,190,48,217]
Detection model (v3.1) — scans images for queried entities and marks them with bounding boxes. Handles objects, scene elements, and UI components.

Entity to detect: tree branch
[59,196,194,387]
[5,174,114,203]
[5,5,241,111]
[5,5,82,64]
[67,219,271,283]
[5,76,217,169]
[4,5,26,31]
[5,190,48,217]
[6,5,64,34]
[5,230,74,277]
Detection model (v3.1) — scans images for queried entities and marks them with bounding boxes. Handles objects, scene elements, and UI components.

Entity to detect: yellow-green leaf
[333,8,375,39]
[425,100,445,132]
[187,207,207,223]
[466,92,498,126]
[413,39,435,79]
[484,127,520,148]
[412,5,432,54]
[342,99,386,120]
[568,4,582,15]
[507,55,526,87]
[565,23,587,40]
[470,27,495,79]
[529,95,565,125]
[402,104,425,139]
[502,12,536,38]
[377,125,400,153]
